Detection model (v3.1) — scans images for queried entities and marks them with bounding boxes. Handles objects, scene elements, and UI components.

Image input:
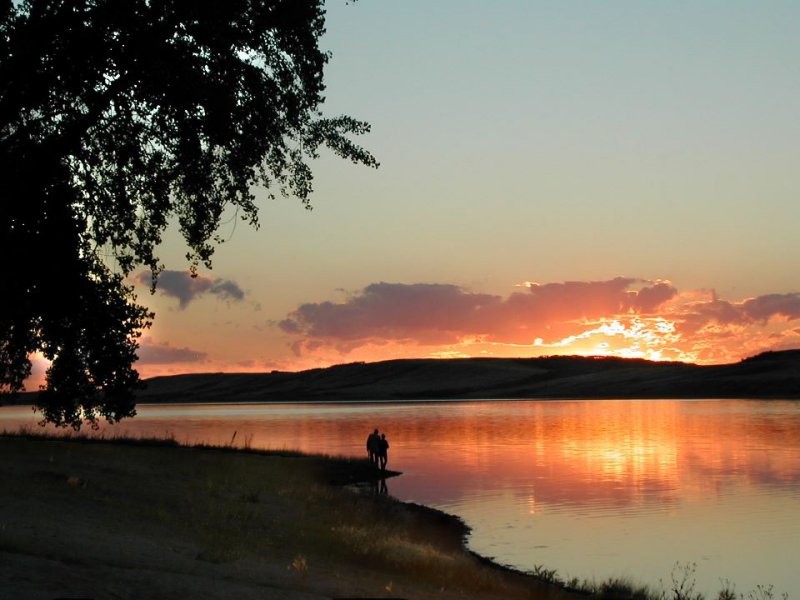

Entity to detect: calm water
[2,399,798,598]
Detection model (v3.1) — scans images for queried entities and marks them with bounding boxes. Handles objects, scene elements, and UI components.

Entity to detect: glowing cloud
[281,278,677,353]
[278,279,800,365]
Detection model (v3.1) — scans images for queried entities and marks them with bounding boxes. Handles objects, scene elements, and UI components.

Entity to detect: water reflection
[3,399,799,504]
[2,399,798,597]
[389,400,800,509]
[369,478,390,496]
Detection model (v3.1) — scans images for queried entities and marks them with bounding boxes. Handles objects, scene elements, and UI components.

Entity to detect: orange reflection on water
[4,399,797,597]
[2,399,798,507]
[379,400,800,509]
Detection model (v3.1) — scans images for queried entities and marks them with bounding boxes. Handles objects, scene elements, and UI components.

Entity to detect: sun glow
[541,316,682,361]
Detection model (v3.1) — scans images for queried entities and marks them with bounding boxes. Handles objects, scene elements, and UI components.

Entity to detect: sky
[32,1,800,384]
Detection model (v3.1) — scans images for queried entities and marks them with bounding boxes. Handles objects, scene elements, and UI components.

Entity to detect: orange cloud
[280,279,800,366]
[280,278,677,348]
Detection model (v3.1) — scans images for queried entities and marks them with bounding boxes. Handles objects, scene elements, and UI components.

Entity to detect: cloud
[137,341,207,364]
[136,270,245,308]
[504,278,677,331]
[280,278,679,349]
[280,282,499,345]
[277,278,800,365]
[209,279,245,303]
[676,292,800,334]
[741,294,800,322]
[633,281,678,312]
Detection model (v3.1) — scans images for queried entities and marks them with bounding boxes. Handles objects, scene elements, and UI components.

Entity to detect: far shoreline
[5,393,800,409]
[7,350,799,407]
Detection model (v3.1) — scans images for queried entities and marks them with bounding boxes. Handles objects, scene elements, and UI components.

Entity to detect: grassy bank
[0,432,576,599]
[2,432,788,600]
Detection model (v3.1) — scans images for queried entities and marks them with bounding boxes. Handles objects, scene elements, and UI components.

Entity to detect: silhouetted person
[378,432,389,471]
[366,428,380,467]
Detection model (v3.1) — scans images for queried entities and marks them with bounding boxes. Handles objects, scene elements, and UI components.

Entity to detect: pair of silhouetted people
[366,427,389,470]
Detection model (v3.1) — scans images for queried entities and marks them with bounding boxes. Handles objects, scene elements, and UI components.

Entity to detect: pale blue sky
[134,1,800,375]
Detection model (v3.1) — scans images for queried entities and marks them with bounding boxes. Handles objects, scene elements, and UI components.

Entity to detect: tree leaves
[0,0,377,427]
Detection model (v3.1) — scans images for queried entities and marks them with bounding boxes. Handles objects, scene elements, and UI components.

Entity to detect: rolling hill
[132,350,800,404]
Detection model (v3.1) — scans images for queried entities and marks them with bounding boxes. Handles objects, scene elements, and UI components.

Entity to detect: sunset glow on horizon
[20,277,794,389]
[24,275,800,389]
[178,278,797,374]
[23,2,800,389]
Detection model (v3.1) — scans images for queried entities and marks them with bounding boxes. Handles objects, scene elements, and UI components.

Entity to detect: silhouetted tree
[0,0,377,428]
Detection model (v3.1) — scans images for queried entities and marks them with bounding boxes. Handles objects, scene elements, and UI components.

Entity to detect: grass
[1,429,790,600]
[0,430,565,599]
[537,562,789,600]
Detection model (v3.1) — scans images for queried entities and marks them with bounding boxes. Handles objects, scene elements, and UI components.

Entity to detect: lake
[2,398,798,598]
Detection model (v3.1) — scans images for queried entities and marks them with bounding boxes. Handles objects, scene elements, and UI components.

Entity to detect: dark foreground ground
[1,435,580,600]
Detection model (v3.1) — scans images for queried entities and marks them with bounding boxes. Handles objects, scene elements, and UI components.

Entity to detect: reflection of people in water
[371,478,389,496]
[378,433,389,471]
[366,428,380,467]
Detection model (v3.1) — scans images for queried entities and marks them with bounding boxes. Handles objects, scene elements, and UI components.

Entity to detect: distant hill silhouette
[129,350,800,404]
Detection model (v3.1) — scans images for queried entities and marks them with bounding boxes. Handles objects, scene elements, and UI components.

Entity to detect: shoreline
[6,350,800,408]
[7,392,800,409]
[1,432,579,600]
[0,418,791,600]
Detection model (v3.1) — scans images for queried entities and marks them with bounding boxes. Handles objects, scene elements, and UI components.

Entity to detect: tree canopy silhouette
[0,0,378,428]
